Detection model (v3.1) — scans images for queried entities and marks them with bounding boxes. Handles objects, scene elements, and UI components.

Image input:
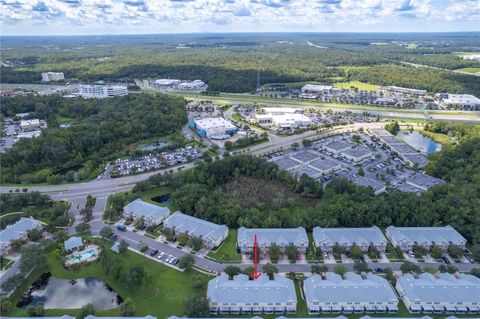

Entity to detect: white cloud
[0,0,478,34]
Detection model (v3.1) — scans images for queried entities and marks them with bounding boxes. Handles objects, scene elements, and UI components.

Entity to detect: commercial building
[256,108,312,129]
[308,158,342,176]
[387,86,427,96]
[237,227,308,254]
[346,175,386,195]
[342,146,373,162]
[123,198,171,227]
[385,225,467,252]
[313,226,388,252]
[301,84,333,94]
[192,117,238,140]
[406,173,446,191]
[272,156,302,171]
[290,151,321,164]
[153,79,182,87]
[177,80,207,91]
[79,85,128,99]
[41,72,64,82]
[163,211,228,249]
[304,273,399,314]
[20,119,41,131]
[207,274,297,314]
[323,141,353,155]
[0,217,43,255]
[291,165,322,179]
[436,93,480,109]
[396,273,480,314]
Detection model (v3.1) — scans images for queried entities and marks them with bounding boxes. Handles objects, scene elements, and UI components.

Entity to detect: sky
[1,0,479,35]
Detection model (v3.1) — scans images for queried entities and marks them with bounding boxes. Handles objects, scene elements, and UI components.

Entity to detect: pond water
[396,130,441,154]
[141,140,169,151]
[17,273,122,309]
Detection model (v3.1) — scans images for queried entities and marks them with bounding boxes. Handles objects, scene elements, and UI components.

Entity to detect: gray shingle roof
[313,226,388,247]
[238,227,308,248]
[386,225,466,247]
[208,274,297,304]
[304,273,398,304]
[64,236,83,251]
[397,273,480,303]
[123,198,170,224]
[0,217,43,248]
[163,211,228,245]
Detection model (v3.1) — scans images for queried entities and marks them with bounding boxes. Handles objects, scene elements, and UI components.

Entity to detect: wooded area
[1,94,187,183]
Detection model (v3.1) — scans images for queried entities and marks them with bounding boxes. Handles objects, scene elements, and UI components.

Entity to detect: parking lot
[110,146,202,177]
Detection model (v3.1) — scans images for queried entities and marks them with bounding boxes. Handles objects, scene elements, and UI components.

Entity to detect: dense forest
[135,124,480,246]
[1,94,187,183]
[1,33,479,95]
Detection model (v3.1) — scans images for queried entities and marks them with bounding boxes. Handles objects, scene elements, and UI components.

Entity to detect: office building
[436,93,480,109]
[385,225,467,252]
[192,117,238,140]
[41,72,64,82]
[163,211,228,249]
[396,273,480,314]
[342,146,373,162]
[301,84,333,94]
[313,226,388,252]
[387,86,427,96]
[79,85,128,99]
[207,274,297,314]
[304,273,399,314]
[20,119,41,131]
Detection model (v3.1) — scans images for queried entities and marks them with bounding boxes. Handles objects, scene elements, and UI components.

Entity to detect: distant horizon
[2,0,479,36]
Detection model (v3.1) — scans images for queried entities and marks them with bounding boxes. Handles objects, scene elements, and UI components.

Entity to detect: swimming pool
[66,247,99,265]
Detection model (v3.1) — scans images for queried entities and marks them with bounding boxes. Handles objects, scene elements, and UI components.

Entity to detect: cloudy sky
[1,0,479,35]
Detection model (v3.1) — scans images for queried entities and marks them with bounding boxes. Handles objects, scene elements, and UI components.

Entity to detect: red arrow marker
[251,234,262,280]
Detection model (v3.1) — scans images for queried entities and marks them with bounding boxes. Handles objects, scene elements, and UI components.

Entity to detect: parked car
[116,224,127,231]
[150,249,159,257]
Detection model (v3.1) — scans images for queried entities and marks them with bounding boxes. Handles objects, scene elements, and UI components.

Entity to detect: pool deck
[64,245,101,266]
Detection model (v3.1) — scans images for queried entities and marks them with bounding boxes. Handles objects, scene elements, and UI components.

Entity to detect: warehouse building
[386,86,426,96]
[301,84,333,94]
[291,165,322,179]
[153,79,182,87]
[323,141,354,155]
[237,227,308,254]
[256,108,312,129]
[346,175,386,195]
[313,226,388,253]
[163,211,228,249]
[20,119,41,131]
[304,272,399,314]
[272,156,302,171]
[385,225,467,252]
[436,93,480,110]
[290,151,321,164]
[308,158,342,176]
[207,274,297,314]
[0,217,43,255]
[192,117,238,140]
[396,273,480,314]
[123,198,171,227]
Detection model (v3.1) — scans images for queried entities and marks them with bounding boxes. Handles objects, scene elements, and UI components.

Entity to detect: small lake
[17,273,122,309]
[396,131,441,154]
[141,140,170,151]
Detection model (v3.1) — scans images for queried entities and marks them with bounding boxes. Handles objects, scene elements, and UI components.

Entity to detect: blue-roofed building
[0,217,43,255]
[396,273,480,314]
[304,272,399,314]
[313,226,388,253]
[207,274,297,315]
[64,236,84,252]
[163,211,228,249]
[123,198,171,227]
[237,227,308,254]
[386,225,467,252]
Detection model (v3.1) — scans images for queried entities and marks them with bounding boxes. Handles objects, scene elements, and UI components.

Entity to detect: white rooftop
[194,117,236,131]
[442,94,480,105]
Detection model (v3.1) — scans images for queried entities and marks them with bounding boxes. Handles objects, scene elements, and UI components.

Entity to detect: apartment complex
[207,274,297,314]
[237,227,308,254]
[163,211,228,249]
[386,225,467,252]
[0,217,43,255]
[313,226,388,252]
[396,273,480,314]
[123,198,171,227]
[304,273,399,314]
[79,85,128,98]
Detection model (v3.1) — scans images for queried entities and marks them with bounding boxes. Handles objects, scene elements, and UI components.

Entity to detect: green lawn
[0,256,14,270]
[206,229,242,262]
[455,67,480,74]
[333,81,379,91]
[7,240,213,318]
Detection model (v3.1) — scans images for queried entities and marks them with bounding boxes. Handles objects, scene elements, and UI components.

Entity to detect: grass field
[206,229,242,262]
[455,67,480,74]
[333,81,379,91]
[7,240,212,318]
